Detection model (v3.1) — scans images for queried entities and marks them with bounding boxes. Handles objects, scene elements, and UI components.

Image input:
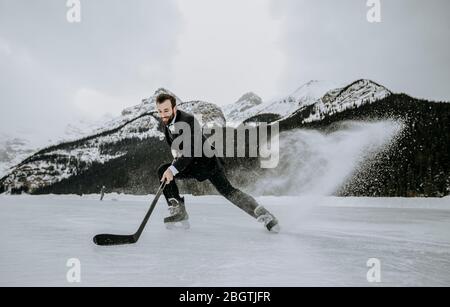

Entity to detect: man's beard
[162,112,175,125]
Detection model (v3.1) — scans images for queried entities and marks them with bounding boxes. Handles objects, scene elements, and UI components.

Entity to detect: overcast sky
[1,0,449,140]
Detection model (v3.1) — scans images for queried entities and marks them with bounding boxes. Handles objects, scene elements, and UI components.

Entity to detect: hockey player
[156,93,279,232]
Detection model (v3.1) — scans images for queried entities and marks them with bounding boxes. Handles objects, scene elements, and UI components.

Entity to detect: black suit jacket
[163,110,223,181]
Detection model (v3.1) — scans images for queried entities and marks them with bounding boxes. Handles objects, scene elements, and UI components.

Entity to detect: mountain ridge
[1,80,449,197]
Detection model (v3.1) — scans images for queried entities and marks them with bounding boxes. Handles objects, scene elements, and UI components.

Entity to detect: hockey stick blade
[93,234,137,246]
[93,181,166,246]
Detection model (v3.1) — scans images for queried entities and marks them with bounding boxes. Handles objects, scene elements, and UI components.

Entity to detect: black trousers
[157,163,259,218]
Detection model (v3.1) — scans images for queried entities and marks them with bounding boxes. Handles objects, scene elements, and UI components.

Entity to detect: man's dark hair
[156,93,176,108]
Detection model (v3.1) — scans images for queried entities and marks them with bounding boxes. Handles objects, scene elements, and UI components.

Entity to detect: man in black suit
[156,93,279,232]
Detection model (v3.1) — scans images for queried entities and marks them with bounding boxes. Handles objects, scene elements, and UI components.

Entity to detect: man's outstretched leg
[157,164,190,229]
[209,170,280,232]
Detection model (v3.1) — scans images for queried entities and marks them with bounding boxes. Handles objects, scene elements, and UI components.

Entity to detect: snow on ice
[0,193,449,286]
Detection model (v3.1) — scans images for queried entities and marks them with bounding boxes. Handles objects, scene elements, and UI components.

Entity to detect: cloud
[270,0,450,101]
[0,0,183,138]
[1,0,449,145]
[0,37,12,56]
[172,0,285,106]
[72,88,126,119]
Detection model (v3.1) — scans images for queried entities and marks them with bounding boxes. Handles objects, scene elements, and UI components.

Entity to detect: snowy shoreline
[1,193,449,210]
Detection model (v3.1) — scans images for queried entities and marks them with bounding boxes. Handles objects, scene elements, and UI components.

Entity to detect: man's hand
[161,168,174,183]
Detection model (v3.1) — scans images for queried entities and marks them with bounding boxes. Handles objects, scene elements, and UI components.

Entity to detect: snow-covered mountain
[2,79,386,182]
[0,80,396,194]
[0,135,36,178]
[298,79,392,124]
[0,115,116,178]
[0,88,225,194]
[223,79,391,126]
[98,88,225,131]
[1,80,449,198]
[222,92,263,125]
[223,80,341,126]
[177,100,226,127]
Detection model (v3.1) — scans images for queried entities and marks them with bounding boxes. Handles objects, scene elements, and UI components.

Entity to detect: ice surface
[0,194,449,286]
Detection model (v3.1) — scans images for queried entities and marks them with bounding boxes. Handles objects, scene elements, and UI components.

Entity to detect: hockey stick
[93,181,166,246]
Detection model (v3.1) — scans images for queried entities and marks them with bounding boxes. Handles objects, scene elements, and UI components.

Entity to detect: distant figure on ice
[100,186,106,201]
[156,93,279,232]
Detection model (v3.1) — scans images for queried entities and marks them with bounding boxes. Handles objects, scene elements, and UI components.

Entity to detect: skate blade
[268,224,280,233]
[165,220,190,230]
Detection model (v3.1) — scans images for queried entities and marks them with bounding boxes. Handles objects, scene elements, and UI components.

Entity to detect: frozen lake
[0,194,449,286]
